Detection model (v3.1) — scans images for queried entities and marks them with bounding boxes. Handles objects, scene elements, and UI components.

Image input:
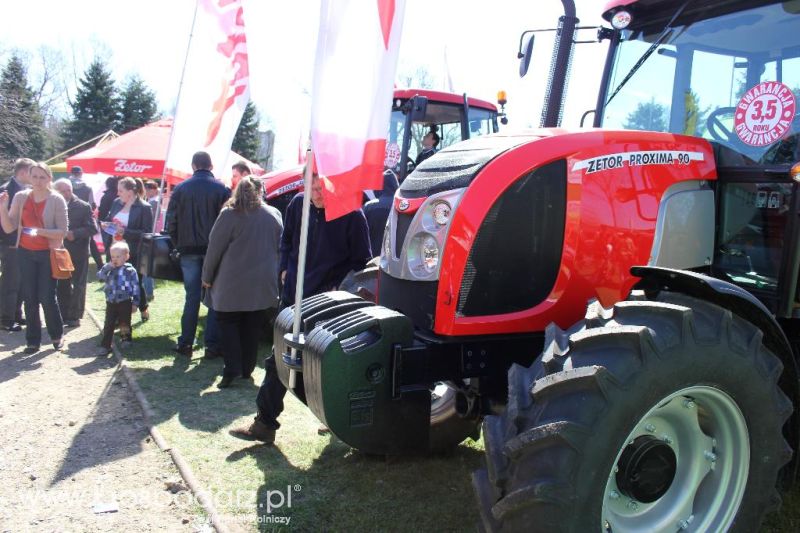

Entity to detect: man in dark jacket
[54,179,98,327]
[69,166,95,206]
[0,158,33,331]
[165,151,230,358]
[98,176,119,263]
[414,128,440,166]
[363,168,400,256]
[69,166,103,270]
[230,170,372,443]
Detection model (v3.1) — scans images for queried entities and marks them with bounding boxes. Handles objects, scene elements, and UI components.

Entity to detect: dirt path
[0,319,203,532]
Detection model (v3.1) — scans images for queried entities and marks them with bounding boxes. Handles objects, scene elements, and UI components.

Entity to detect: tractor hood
[398,131,548,199]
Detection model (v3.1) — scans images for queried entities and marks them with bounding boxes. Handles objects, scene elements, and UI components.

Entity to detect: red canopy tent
[66,119,263,185]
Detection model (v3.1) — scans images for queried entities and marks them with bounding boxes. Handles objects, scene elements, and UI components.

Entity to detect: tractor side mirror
[410,96,428,121]
[518,33,535,78]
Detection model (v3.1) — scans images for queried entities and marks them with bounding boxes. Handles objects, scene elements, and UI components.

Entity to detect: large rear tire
[474,292,793,532]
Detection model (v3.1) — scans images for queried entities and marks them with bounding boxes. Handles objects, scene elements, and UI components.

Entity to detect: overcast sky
[0,0,608,168]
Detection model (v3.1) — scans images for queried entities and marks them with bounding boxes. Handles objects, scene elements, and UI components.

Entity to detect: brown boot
[229,418,275,443]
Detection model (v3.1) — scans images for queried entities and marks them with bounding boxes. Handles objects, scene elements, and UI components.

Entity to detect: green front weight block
[274,291,372,404]
[277,295,431,454]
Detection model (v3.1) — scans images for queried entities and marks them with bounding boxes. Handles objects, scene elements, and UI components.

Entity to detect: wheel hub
[602,387,750,532]
[615,436,677,503]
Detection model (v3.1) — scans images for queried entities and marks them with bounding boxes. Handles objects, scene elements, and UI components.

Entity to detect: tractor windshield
[386,101,497,172]
[602,2,800,165]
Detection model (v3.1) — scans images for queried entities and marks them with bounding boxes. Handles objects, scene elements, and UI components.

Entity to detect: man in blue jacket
[363,168,399,256]
[0,158,33,331]
[230,170,372,443]
[165,151,230,358]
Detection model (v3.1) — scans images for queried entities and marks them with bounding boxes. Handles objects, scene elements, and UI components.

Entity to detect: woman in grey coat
[202,177,283,388]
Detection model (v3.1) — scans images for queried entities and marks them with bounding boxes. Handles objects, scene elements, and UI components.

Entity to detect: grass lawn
[86,279,484,532]
[86,278,800,532]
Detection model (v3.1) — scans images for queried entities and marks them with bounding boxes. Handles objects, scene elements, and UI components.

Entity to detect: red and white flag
[164,0,250,183]
[311,0,406,220]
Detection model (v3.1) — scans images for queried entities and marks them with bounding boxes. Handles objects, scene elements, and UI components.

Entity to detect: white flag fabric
[164,0,250,182]
[311,0,406,220]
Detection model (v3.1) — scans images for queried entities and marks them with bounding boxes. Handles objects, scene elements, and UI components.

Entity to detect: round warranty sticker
[734,81,796,147]
[384,142,401,168]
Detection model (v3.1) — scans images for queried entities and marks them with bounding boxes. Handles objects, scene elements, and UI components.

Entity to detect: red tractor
[260,88,502,214]
[274,0,800,530]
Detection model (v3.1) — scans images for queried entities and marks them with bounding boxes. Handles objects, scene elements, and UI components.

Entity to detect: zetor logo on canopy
[114,159,154,173]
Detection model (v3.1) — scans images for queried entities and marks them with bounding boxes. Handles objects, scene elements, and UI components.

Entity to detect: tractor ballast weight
[274,292,433,454]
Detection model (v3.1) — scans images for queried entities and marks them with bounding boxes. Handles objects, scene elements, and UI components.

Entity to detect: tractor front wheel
[474,292,793,532]
[430,382,481,453]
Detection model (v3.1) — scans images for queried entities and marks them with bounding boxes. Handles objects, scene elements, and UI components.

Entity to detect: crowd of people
[0,159,166,352]
[0,149,391,446]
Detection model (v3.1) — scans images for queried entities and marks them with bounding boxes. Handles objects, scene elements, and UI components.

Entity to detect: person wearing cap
[68,167,92,204]
[144,180,160,217]
[142,180,160,301]
[69,166,104,270]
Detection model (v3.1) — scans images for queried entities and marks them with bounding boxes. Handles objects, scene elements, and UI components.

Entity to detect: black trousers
[256,351,286,430]
[255,307,285,430]
[130,253,148,313]
[0,244,23,324]
[19,248,63,347]
[57,248,89,321]
[216,309,269,378]
[89,238,104,269]
[101,300,132,349]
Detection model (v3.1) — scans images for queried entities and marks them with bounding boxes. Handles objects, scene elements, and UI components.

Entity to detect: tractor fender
[632,265,800,484]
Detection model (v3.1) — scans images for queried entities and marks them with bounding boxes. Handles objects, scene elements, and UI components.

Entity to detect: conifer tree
[0,54,46,172]
[119,75,159,133]
[232,101,260,161]
[62,59,120,151]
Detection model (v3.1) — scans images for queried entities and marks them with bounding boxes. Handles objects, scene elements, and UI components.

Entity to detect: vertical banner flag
[311,0,406,220]
[164,0,250,182]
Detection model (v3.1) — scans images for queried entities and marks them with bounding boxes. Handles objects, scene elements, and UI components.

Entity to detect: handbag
[50,247,75,279]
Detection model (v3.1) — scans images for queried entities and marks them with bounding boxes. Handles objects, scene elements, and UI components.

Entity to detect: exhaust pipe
[540,0,579,127]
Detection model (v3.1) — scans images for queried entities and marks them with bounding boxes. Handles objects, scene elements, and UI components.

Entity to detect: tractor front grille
[457,159,567,317]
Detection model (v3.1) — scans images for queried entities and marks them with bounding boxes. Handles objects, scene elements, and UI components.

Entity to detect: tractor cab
[600,0,800,315]
[388,89,499,181]
[262,88,499,215]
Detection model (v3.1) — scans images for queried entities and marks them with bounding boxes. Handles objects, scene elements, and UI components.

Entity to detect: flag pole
[152,0,200,233]
[288,146,315,388]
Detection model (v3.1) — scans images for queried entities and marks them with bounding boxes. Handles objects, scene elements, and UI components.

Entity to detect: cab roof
[393,88,497,112]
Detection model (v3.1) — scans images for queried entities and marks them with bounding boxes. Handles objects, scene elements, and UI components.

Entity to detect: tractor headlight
[432,201,451,227]
[388,187,464,281]
[407,232,440,277]
[421,234,439,271]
